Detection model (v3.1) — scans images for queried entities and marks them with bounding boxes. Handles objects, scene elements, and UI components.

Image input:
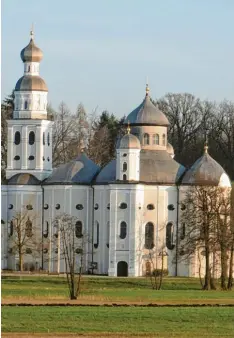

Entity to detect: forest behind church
[1,91,234,181]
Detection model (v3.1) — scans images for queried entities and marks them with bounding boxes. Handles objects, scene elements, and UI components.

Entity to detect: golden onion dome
[20,38,43,63]
[15,75,48,92]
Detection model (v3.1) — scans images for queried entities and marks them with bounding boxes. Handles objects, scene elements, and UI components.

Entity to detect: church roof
[95,150,185,184]
[124,89,169,126]
[8,173,40,185]
[20,38,43,62]
[118,133,141,149]
[43,153,100,185]
[182,148,229,186]
[15,75,48,92]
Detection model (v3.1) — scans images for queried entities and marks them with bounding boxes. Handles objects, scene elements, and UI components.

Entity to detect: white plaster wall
[43,185,92,273]
[14,91,48,119]
[116,149,140,181]
[6,119,53,181]
[5,185,42,270]
[1,186,8,269]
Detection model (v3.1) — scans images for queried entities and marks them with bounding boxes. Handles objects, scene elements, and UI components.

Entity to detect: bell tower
[6,29,53,181]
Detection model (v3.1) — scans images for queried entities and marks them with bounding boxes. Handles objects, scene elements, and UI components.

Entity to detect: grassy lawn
[2,306,234,337]
[2,276,234,304]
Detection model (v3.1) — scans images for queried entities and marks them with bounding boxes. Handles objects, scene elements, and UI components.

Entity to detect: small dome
[182,148,230,186]
[20,38,43,62]
[167,143,174,156]
[15,76,48,92]
[124,91,169,126]
[119,133,141,149]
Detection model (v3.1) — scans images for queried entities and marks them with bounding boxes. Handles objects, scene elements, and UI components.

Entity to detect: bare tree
[52,213,89,300]
[179,186,232,290]
[52,102,77,166]
[8,209,40,271]
[1,91,14,181]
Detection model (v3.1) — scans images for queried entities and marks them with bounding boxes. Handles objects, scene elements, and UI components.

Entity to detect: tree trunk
[228,240,234,290]
[19,247,23,272]
[220,246,228,290]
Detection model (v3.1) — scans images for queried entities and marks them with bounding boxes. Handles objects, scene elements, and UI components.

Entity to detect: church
[1,32,232,277]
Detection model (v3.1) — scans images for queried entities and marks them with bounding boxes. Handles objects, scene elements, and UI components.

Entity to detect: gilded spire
[30,23,34,40]
[204,133,209,154]
[146,83,150,96]
[127,121,131,134]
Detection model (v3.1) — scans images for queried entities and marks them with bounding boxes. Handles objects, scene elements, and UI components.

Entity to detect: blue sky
[2,0,234,117]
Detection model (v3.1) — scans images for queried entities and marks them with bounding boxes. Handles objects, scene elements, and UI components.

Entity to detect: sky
[2,0,234,117]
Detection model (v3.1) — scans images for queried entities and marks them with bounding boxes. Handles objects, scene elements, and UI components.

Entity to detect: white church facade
[1,32,232,277]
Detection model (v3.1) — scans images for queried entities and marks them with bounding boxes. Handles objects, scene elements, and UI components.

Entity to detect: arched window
[43,132,45,145]
[147,204,155,210]
[26,218,32,237]
[120,221,127,239]
[94,221,99,249]
[123,174,127,181]
[145,222,154,249]
[162,134,166,146]
[29,131,35,145]
[24,101,28,110]
[180,223,186,240]
[75,221,83,238]
[166,222,175,250]
[145,261,151,276]
[143,133,150,145]
[152,134,159,145]
[123,162,127,172]
[14,131,21,145]
[47,133,50,146]
[106,221,110,248]
[43,221,49,238]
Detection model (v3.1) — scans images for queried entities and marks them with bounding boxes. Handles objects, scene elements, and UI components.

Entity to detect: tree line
[1,92,234,181]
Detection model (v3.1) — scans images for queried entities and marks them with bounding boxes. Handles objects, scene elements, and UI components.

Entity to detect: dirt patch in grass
[2,334,158,338]
[2,298,234,306]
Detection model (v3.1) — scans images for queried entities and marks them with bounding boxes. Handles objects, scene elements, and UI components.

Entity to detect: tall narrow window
[123,162,127,172]
[143,133,150,145]
[29,131,35,145]
[25,218,32,237]
[9,220,14,237]
[123,174,127,181]
[14,131,21,145]
[106,221,110,248]
[145,222,154,249]
[166,222,175,250]
[47,133,50,146]
[28,65,30,72]
[162,134,166,146]
[43,132,45,145]
[24,101,28,109]
[43,221,49,238]
[152,134,159,145]
[180,223,186,240]
[94,221,99,248]
[75,221,83,238]
[120,221,127,239]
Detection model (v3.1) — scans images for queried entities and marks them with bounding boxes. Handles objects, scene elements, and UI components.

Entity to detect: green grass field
[2,306,234,337]
[2,276,234,304]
